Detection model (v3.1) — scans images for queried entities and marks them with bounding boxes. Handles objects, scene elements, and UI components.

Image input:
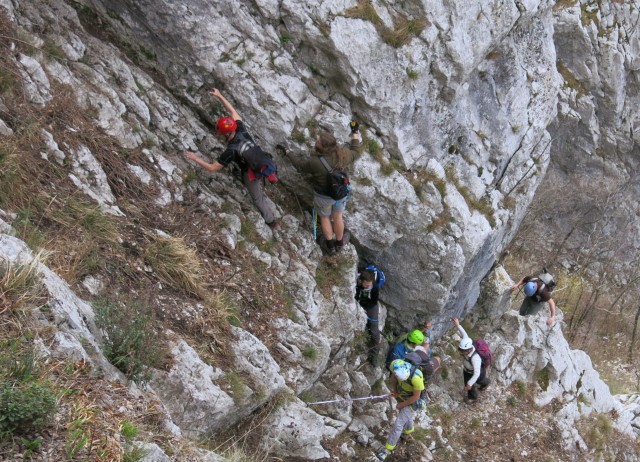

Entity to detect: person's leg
[314,193,335,241]
[463,370,475,399]
[477,368,490,389]
[365,304,381,364]
[243,173,276,224]
[331,197,348,243]
[385,406,414,451]
[519,298,546,316]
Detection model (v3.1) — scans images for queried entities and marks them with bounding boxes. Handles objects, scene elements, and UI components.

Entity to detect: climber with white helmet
[184,88,281,230]
[511,272,557,326]
[376,359,425,461]
[453,317,490,401]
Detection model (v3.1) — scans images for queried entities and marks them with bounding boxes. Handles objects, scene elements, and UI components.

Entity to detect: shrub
[95,300,165,382]
[302,346,317,360]
[0,382,57,436]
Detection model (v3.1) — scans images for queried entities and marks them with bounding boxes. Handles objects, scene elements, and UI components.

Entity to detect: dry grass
[344,1,427,48]
[0,253,47,314]
[144,235,205,297]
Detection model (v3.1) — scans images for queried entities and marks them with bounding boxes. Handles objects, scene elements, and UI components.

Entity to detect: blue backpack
[364,264,385,288]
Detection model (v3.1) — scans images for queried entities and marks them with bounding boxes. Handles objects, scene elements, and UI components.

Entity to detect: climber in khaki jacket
[285,120,361,255]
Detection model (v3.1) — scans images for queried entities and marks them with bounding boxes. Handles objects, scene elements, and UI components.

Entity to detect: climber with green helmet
[184,88,280,230]
[384,325,430,370]
[376,359,425,461]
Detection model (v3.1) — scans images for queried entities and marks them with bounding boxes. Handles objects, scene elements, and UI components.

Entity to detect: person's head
[215,117,237,141]
[358,269,375,289]
[458,337,473,355]
[407,329,424,346]
[523,281,538,297]
[315,131,337,154]
[389,359,411,381]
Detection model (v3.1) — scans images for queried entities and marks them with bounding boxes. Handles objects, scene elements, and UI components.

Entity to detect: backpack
[405,350,433,379]
[238,141,278,182]
[385,341,410,370]
[319,156,350,200]
[538,268,556,292]
[360,264,386,289]
[472,338,494,369]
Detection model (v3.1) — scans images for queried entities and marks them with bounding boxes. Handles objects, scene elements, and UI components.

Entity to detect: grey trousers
[242,171,276,224]
[385,406,415,450]
[519,298,548,317]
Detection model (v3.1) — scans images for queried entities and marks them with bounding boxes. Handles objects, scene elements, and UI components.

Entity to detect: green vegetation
[120,420,139,439]
[224,371,248,404]
[43,39,65,61]
[302,345,318,360]
[536,365,551,391]
[0,68,16,94]
[0,342,57,438]
[507,395,517,406]
[279,34,291,45]
[406,68,419,80]
[94,299,166,382]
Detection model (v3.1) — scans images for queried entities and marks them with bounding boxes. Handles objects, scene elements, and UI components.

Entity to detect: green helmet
[407,329,424,345]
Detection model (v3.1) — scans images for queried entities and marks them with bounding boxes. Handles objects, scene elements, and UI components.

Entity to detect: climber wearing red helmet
[184,88,280,230]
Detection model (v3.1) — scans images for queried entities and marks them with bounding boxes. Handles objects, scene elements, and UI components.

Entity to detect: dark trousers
[364,304,380,360]
[463,368,490,400]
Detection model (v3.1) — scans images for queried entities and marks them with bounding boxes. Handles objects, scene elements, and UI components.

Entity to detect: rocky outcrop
[2,0,639,460]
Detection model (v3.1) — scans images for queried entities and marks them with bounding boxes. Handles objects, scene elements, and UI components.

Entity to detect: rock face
[1,0,640,460]
[83,0,561,333]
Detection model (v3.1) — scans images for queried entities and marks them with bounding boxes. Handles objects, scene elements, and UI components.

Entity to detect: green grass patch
[302,345,318,360]
[94,299,166,382]
[144,235,204,297]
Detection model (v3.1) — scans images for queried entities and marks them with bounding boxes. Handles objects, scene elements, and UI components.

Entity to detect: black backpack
[319,156,350,200]
[238,141,278,182]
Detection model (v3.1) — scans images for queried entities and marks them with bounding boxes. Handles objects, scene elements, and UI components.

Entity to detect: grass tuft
[0,254,46,313]
[144,236,204,297]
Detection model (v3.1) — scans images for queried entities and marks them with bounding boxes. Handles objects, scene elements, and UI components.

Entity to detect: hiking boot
[401,433,415,443]
[267,220,282,231]
[375,449,389,461]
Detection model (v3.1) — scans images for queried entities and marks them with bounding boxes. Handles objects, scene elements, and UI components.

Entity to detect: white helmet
[459,338,473,350]
[390,359,411,381]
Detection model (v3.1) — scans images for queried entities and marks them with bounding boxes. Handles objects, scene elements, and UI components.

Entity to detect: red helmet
[216,117,237,134]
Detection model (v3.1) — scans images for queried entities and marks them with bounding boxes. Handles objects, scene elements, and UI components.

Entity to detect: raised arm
[452,317,469,339]
[210,88,241,122]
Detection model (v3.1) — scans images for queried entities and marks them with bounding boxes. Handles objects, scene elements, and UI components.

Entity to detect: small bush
[507,395,517,406]
[0,382,57,436]
[120,420,139,439]
[302,346,317,360]
[95,300,166,382]
[406,69,419,80]
[0,68,16,94]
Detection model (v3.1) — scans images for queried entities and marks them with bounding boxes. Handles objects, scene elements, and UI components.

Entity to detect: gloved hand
[349,119,360,134]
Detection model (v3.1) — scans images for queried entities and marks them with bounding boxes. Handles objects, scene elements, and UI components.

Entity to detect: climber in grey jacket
[453,317,489,401]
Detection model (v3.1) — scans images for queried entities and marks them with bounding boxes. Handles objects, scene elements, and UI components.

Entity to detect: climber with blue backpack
[375,359,426,461]
[355,266,385,366]
[184,88,281,230]
[511,268,557,327]
[453,317,491,401]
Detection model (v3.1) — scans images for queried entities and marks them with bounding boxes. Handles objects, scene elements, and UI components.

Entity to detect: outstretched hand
[209,88,222,98]
[510,284,520,292]
[452,317,459,327]
[184,151,200,161]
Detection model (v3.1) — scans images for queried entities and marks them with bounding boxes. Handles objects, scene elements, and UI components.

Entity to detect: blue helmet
[390,359,411,381]
[523,281,537,297]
